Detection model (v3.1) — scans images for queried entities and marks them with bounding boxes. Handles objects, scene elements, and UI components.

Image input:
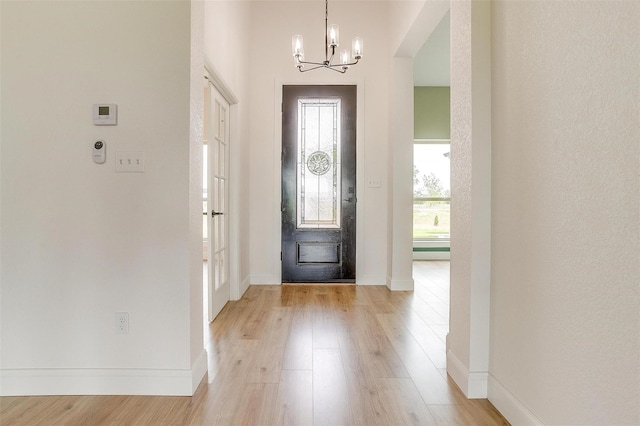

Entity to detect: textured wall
[490,0,640,423]
[448,0,492,397]
[450,0,474,371]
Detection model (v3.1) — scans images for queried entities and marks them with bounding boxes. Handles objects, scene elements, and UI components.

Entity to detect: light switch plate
[115,151,144,173]
[367,179,382,188]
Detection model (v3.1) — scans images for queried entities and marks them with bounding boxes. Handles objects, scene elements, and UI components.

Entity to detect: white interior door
[207,83,230,321]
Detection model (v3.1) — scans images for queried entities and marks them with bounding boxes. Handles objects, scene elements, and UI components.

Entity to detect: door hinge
[280,251,283,261]
[281,200,285,212]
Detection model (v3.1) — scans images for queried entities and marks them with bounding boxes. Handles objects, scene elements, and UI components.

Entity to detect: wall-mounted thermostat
[93,104,117,125]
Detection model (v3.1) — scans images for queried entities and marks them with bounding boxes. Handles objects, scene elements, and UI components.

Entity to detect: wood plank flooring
[0,261,509,425]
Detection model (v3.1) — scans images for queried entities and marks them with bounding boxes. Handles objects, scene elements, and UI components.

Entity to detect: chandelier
[291,0,363,73]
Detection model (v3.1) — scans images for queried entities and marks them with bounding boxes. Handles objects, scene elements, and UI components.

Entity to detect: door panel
[208,82,230,321]
[282,85,356,283]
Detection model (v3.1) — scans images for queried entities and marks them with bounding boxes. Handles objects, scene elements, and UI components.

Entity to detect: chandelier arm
[297,56,357,68]
[328,58,359,68]
[326,48,336,67]
[297,64,329,72]
[296,58,331,67]
[326,66,347,74]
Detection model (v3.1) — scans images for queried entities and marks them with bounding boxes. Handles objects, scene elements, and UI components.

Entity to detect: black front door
[281,85,356,283]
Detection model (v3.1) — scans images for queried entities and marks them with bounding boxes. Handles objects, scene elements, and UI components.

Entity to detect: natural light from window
[413,141,450,240]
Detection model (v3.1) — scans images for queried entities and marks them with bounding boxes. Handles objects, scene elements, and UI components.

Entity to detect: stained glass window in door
[297,98,341,229]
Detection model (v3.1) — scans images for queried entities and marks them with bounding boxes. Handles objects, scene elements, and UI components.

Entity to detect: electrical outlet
[115,312,129,334]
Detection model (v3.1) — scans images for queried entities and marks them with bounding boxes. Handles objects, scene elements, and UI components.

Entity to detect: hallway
[1,262,508,425]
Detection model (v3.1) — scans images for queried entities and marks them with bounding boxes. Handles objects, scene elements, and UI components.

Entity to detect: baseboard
[190,349,208,394]
[1,353,209,396]
[488,374,543,425]
[238,274,251,298]
[231,274,251,300]
[446,350,488,398]
[249,274,280,285]
[388,278,414,291]
[249,274,387,287]
[355,274,387,286]
[413,251,450,260]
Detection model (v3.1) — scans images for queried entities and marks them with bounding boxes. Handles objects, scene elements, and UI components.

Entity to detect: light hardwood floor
[0,261,508,425]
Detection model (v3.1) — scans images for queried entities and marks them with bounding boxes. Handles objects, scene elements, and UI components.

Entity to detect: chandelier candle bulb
[292,35,304,57]
[341,49,349,65]
[352,37,363,59]
[329,25,339,47]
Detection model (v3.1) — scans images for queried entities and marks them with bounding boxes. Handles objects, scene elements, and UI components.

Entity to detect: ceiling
[413,10,450,87]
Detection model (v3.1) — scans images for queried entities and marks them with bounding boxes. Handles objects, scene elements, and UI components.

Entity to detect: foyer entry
[281,85,357,283]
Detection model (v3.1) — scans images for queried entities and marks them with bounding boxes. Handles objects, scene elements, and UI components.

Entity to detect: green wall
[414,86,450,139]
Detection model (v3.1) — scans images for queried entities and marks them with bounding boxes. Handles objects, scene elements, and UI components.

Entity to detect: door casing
[281,85,357,283]
[271,80,365,285]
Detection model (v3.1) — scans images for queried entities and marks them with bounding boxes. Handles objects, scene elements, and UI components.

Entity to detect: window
[296,98,341,229]
[413,140,450,240]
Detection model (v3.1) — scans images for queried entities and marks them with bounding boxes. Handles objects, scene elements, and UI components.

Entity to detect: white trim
[274,79,284,284]
[190,349,208,393]
[355,274,387,286]
[446,349,467,394]
[488,374,544,425]
[469,371,489,397]
[354,79,365,287]
[446,350,488,398]
[389,279,414,291]
[250,274,280,285]
[274,78,365,285]
[413,251,450,260]
[204,59,238,105]
[228,100,242,301]
[237,274,251,300]
[414,138,451,144]
[0,352,208,397]
[204,67,241,315]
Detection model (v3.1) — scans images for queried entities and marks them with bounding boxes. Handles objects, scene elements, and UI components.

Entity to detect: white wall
[489,0,640,423]
[247,1,391,285]
[387,0,492,398]
[387,0,450,290]
[204,0,250,98]
[189,0,206,375]
[388,57,415,290]
[204,0,252,297]
[446,0,492,399]
[0,1,205,396]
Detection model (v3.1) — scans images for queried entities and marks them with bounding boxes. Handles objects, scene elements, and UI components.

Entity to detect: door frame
[273,79,365,284]
[281,85,357,282]
[205,65,241,303]
[206,81,231,321]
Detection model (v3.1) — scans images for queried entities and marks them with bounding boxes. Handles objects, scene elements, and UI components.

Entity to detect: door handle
[211,210,224,216]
